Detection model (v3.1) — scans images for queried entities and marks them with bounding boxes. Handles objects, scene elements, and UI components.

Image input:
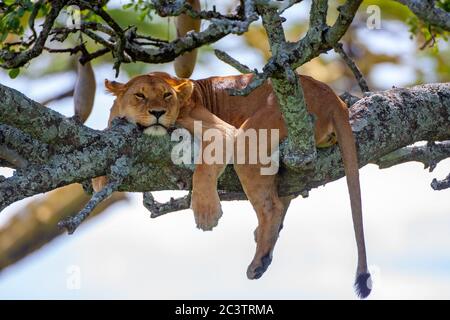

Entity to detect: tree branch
[143,191,192,218]
[334,42,370,93]
[143,190,247,218]
[257,3,317,169]
[226,0,362,98]
[340,91,362,107]
[41,88,75,106]
[0,145,28,169]
[395,0,450,32]
[0,85,99,150]
[214,49,253,74]
[58,155,132,234]
[0,0,259,71]
[0,124,51,165]
[1,83,449,219]
[0,1,66,69]
[374,141,450,171]
[289,0,363,69]
[0,184,127,272]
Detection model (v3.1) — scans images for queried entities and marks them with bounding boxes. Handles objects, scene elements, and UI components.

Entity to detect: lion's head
[105,72,194,136]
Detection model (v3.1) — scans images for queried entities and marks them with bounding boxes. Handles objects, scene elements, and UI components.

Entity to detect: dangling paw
[191,191,223,231]
[246,252,273,280]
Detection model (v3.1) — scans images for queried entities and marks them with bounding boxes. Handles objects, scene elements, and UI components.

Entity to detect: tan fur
[92,72,368,289]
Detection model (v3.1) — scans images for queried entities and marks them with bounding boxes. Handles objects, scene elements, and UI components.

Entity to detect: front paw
[191,192,223,231]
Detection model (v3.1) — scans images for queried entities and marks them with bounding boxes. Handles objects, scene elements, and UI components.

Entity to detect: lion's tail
[332,100,371,299]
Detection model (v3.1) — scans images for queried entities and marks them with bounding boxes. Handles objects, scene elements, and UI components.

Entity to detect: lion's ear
[105,79,126,96]
[173,80,194,104]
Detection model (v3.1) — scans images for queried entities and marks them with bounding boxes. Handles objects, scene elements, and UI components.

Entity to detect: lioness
[92,72,371,298]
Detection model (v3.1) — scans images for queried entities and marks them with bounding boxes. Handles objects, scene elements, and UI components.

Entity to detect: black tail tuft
[354,272,372,299]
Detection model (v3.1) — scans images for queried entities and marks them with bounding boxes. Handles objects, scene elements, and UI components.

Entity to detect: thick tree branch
[0,85,100,150]
[257,3,317,169]
[277,83,450,197]
[0,145,28,169]
[1,83,449,220]
[0,124,51,165]
[226,0,362,98]
[395,0,450,32]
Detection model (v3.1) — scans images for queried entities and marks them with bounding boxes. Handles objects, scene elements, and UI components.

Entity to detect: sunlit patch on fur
[143,125,168,136]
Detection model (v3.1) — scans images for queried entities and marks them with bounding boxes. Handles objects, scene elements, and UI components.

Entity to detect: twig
[0,184,128,271]
[152,0,243,20]
[0,1,66,69]
[419,25,437,50]
[78,47,110,64]
[77,1,124,35]
[227,72,269,96]
[28,0,44,41]
[58,155,132,234]
[1,0,258,70]
[143,192,191,218]
[214,49,252,74]
[58,180,120,234]
[143,190,248,218]
[334,42,370,93]
[41,88,75,105]
[374,141,450,172]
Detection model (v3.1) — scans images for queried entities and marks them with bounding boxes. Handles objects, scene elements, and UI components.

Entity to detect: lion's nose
[149,110,166,119]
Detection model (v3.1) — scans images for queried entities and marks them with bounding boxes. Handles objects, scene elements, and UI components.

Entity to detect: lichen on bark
[1,82,449,212]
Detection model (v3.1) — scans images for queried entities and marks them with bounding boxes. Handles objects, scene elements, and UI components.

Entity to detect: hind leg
[253,195,293,242]
[234,164,286,279]
[232,101,289,279]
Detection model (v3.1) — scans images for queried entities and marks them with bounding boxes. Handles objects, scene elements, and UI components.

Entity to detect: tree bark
[1,82,449,213]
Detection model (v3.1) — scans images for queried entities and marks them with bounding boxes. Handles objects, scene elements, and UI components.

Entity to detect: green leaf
[8,68,20,79]
[122,3,134,9]
[0,32,8,42]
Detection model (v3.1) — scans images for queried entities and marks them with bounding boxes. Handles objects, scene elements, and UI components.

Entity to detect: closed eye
[135,93,146,99]
[163,92,172,100]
